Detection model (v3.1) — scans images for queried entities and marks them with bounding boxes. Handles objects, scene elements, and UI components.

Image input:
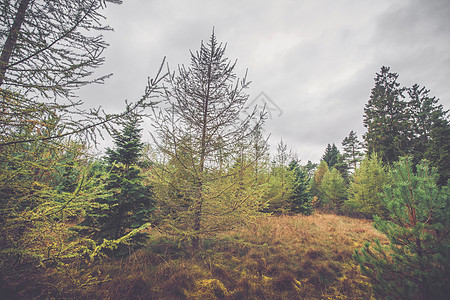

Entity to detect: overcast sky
[79,0,450,163]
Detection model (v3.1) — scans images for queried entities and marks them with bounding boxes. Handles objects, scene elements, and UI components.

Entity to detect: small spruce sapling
[97,115,154,242]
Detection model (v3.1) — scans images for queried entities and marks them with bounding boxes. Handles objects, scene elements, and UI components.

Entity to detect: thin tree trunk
[192,42,214,251]
[0,0,30,88]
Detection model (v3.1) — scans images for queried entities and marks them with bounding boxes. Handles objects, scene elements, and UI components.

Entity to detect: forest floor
[7,213,388,299]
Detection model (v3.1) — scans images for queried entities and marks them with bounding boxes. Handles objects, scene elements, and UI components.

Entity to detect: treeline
[309,66,449,218]
[301,67,450,299]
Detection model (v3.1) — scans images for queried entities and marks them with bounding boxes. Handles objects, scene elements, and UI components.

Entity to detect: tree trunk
[191,43,214,251]
[0,0,30,88]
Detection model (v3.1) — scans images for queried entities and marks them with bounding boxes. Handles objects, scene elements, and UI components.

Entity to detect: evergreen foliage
[95,116,154,241]
[2,8,449,297]
[363,66,408,164]
[341,130,364,173]
[106,116,144,167]
[320,168,347,212]
[321,143,340,168]
[0,118,111,284]
[288,160,313,215]
[363,67,449,185]
[424,117,450,186]
[334,154,350,184]
[303,160,318,179]
[0,0,165,289]
[345,153,389,218]
[354,157,450,299]
[406,84,450,186]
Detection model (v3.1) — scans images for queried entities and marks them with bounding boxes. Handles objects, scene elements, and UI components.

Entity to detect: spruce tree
[363,66,408,164]
[288,159,313,215]
[354,157,449,299]
[98,116,154,240]
[407,84,449,186]
[425,117,450,186]
[106,117,144,168]
[363,67,449,183]
[322,143,340,168]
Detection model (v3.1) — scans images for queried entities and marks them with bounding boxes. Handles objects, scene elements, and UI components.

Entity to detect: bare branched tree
[152,30,266,250]
[0,0,122,98]
[0,0,166,147]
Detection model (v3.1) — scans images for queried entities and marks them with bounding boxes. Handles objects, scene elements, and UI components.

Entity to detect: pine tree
[322,143,340,168]
[341,130,364,173]
[97,116,154,240]
[354,157,450,299]
[363,66,408,164]
[425,117,450,186]
[363,67,449,182]
[334,154,350,184]
[407,84,449,186]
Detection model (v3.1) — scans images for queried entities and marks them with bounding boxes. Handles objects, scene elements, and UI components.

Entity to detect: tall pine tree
[407,84,449,185]
[363,66,408,164]
[363,66,449,183]
[341,130,364,173]
[425,117,450,186]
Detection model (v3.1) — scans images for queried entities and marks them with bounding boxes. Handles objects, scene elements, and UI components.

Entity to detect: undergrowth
[1,213,388,299]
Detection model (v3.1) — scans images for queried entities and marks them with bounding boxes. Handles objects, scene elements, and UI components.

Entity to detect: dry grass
[4,213,388,299]
[221,213,388,299]
[91,213,387,299]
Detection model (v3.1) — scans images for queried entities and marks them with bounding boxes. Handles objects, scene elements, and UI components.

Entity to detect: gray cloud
[79,0,450,162]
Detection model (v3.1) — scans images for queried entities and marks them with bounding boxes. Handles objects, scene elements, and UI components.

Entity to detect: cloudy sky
[79,0,450,163]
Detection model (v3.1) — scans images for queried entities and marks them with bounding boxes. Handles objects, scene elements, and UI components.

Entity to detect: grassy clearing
[2,213,388,299]
[87,213,387,299]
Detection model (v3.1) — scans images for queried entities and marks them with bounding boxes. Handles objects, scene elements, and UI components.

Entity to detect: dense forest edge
[1,1,449,299]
